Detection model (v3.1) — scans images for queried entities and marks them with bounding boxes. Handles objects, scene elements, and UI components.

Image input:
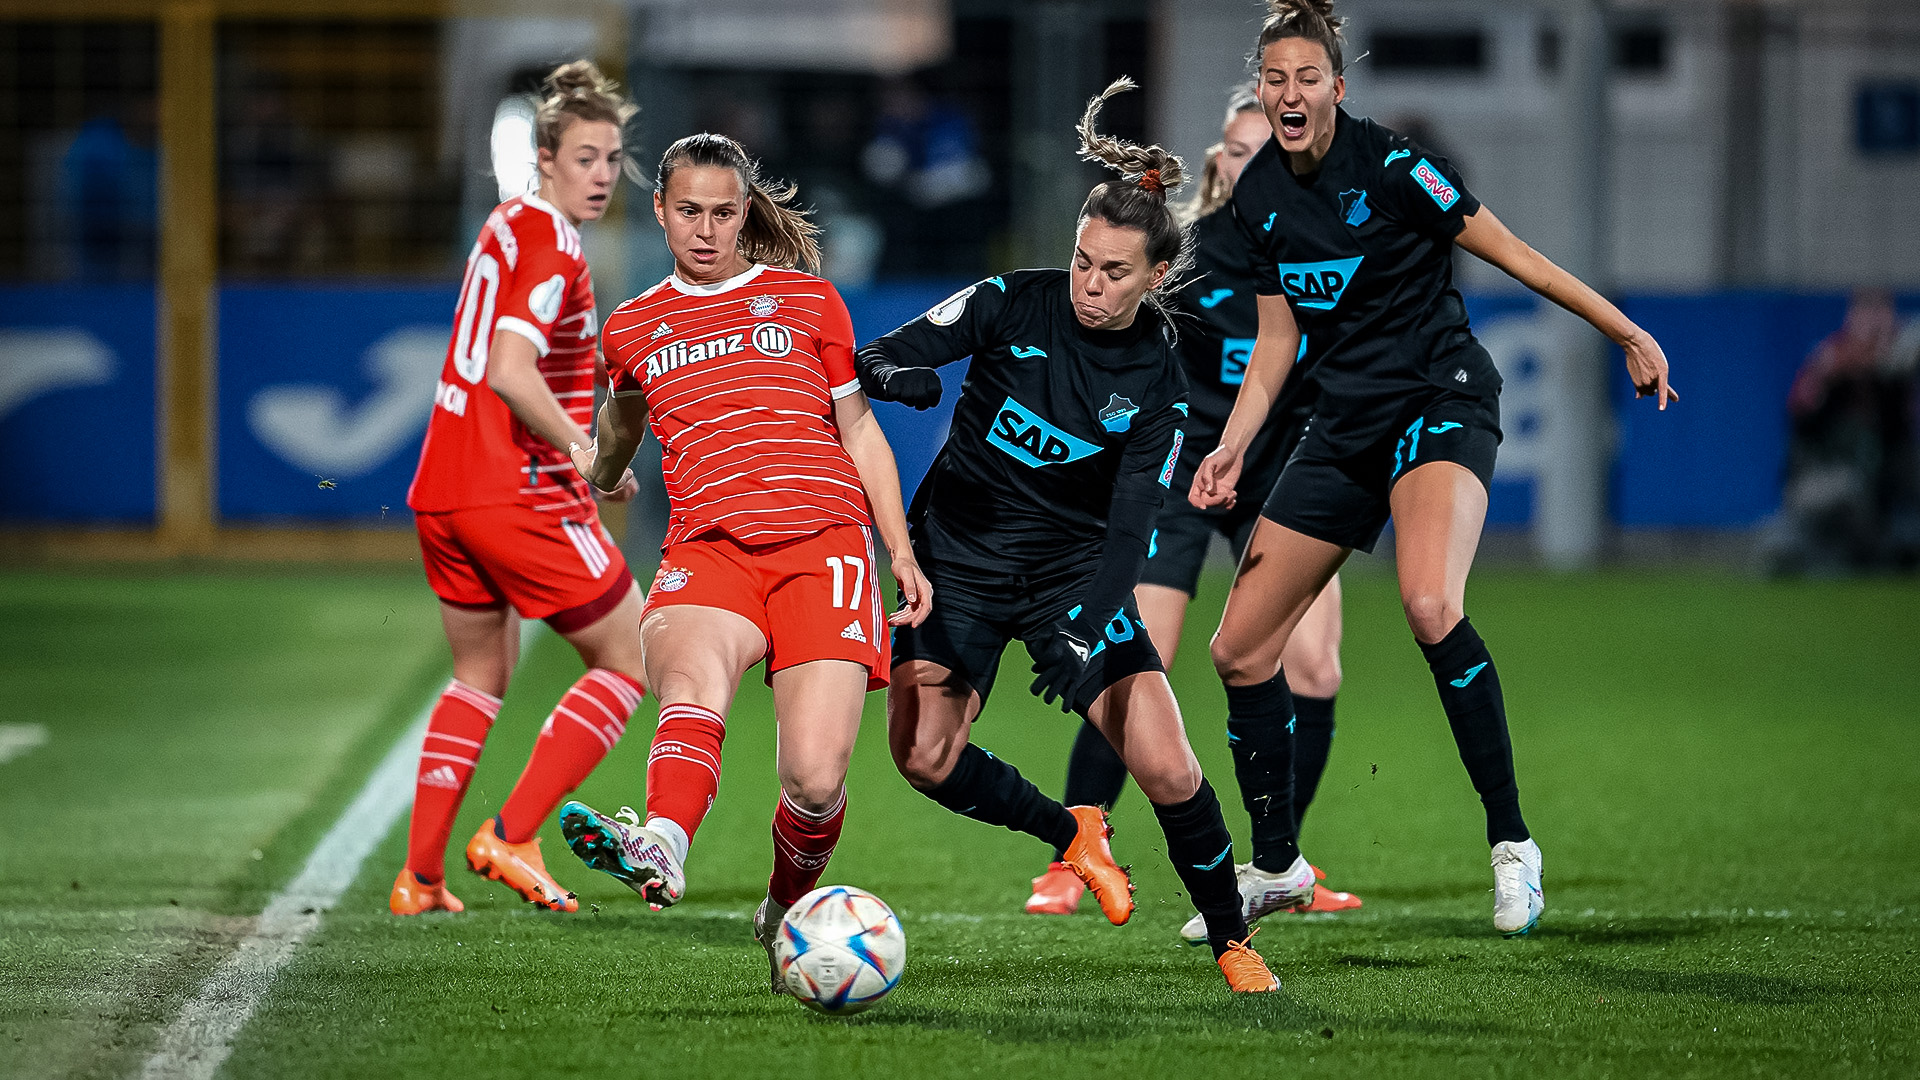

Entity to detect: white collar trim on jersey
[668,261,768,296]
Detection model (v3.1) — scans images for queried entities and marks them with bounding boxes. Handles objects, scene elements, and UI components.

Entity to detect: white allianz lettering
[643,332,748,380]
[434,379,469,416]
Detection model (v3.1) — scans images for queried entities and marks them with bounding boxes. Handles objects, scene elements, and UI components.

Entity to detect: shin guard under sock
[1054,721,1129,859]
[1419,617,1529,846]
[922,743,1078,853]
[1225,673,1300,872]
[1290,694,1336,835]
[1152,779,1249,958]
[768,788,846,908]
[406,680,502,882]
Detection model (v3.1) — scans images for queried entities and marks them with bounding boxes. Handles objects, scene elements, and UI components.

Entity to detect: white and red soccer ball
[774,885,905,1014]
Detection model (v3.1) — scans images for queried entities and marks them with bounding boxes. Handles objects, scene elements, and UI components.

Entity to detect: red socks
[405,680,502,883]
[768,788,846,908]
[497,669,644,843]
[644,702,727,842]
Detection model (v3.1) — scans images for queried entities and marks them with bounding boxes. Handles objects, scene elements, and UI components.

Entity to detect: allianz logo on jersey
[1277,256,1364,311]
[988,396,1102,468]
[642,322,793,379]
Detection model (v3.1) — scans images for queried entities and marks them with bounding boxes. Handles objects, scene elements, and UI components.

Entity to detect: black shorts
[1138,502,1260,596]
[892,555,1164,716]
[1261,392,1500,554]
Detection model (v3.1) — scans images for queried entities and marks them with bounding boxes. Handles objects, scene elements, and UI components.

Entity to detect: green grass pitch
[2,564,1916,1078]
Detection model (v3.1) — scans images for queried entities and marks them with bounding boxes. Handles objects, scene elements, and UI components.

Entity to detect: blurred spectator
[862,74,991,276]
[60,102,156,280]
[1766,289,1920,573]
[221,77,325,274]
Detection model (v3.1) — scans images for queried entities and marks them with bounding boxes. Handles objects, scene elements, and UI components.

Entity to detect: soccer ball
[774,885,905,1014]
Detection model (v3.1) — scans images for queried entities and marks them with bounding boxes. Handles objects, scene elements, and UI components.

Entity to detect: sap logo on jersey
[1220,338,1254,385]
[643,332,746,378]
[1412,158,1459,210]
[988,397,1103,468]
[1277,256,1364,310]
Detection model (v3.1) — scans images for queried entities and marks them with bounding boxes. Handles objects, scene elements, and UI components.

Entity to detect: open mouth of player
[1278,112,1308,141]
[688,245,722,264]
[584,193,608,213]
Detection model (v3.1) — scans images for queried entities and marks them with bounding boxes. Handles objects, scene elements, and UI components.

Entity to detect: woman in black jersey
[1196,0,1676,938]
[1028,87,1363,930]
[858,79,1282,993]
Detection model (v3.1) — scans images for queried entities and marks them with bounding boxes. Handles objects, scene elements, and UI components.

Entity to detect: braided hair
[1075,77,1193,305]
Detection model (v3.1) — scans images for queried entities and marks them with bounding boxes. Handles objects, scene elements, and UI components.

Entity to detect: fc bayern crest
[748,294,780,317]
[657,567,692,593]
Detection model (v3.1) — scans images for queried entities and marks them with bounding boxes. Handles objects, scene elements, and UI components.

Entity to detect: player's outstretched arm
[1190,293,1301,510]
[1456,206,1677,410]
[489,329,595,452]
[570,391,644,501]
[833,391,932,627]
[855,277,1009,410]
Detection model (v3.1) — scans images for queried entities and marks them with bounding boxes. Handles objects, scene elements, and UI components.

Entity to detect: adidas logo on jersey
[419,765,462,790]
[840,620,868,643]
[644,332,747,379]
[650,321,672,339]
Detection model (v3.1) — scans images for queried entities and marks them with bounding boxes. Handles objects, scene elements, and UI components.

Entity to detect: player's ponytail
[1257,0,1348,73]
[656,133,823,275]
[1180,85,1263,224]
[1075,77,1193,303]
[534,60,642,185]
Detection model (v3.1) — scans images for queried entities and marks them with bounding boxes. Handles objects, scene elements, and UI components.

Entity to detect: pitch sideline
[139,623,542,1080]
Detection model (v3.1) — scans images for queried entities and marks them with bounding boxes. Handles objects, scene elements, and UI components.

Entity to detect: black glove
[1029,611,1107,713]
[856,356,944,410]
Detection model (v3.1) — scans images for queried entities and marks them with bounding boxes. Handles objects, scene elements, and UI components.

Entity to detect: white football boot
[1179,856,1318,944]
[1491,838,1544,936]
[752,897,792,996]
[558,801,686,910]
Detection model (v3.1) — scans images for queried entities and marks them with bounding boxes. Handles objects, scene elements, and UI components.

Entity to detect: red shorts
[645,523,890,690]
[416,503,635,632]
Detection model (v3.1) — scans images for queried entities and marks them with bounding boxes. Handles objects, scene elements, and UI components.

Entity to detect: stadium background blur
[5,0,1918,566]
[2,3,1917,1079]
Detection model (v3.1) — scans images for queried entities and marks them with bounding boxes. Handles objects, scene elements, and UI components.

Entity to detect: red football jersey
[409,194,600,514]
[603,263,872,547]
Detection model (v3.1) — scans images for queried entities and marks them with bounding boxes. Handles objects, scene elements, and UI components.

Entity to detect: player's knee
[890,742,954,790]
[1285,649,1343,698]
[1133,754,1202,806]
[1401,590,1461,645]
[780,775,845,816]
[1209,632,1275,686]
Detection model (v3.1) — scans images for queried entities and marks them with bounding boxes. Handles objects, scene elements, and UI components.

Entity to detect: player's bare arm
[1455,207,1676,409]
[574,391,645,496]
[832,390,932,628]
[1190,292,1301,510]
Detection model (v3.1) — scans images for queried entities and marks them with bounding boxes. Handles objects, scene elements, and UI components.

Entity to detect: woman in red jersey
[561,133,930,993]
[393,62,648,917]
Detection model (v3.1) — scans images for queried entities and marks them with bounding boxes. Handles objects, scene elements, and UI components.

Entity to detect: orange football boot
[389,869,464,915]
[1217,930,1281,993]
[465,817,578,912]
[1060,805,1133,925]
[1025,861,1086,915]
[1288,865,1362,913]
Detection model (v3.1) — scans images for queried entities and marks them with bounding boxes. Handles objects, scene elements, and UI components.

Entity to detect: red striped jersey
[409,193,600,514]
[603,263,872,547]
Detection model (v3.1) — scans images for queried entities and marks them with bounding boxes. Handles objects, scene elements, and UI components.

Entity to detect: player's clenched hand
[888,554,933,627]
[1189,445,1243,510]
[600,470,639,503]
[1029,614,1101,713]
[858,358,943,410]
[1623,330,1679,411]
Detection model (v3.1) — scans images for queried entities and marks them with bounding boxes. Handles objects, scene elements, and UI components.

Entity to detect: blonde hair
[656,133,822,274]
[1181,86,1264,224]
[1075,77,1193,300]
[535,60,641,184]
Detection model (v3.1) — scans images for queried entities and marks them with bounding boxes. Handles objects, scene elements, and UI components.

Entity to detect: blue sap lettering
[1221,338,1254,385]
[986,397,1103,468]
[1275,257,1363,310]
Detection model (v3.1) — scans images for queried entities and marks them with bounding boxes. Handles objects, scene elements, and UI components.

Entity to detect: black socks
[922,743,1080,853]
[1290,694,1336,835]
[1419,617,1529,846]
[1225,673,1300,872]
[1055,721,1129,859]
[1152,779,1248,958]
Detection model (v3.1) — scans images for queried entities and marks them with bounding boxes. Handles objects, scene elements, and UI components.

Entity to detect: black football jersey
[1168,203,1312,501]
[1233,108,1501,450]
[858,269,1188,575]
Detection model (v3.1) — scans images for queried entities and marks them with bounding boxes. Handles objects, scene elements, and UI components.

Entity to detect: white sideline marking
[0,722,48,764]
[141,622,543,1080]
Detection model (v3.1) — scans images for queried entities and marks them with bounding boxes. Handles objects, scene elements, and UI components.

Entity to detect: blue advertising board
[218,284,451,522]
[0,285,155,523]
